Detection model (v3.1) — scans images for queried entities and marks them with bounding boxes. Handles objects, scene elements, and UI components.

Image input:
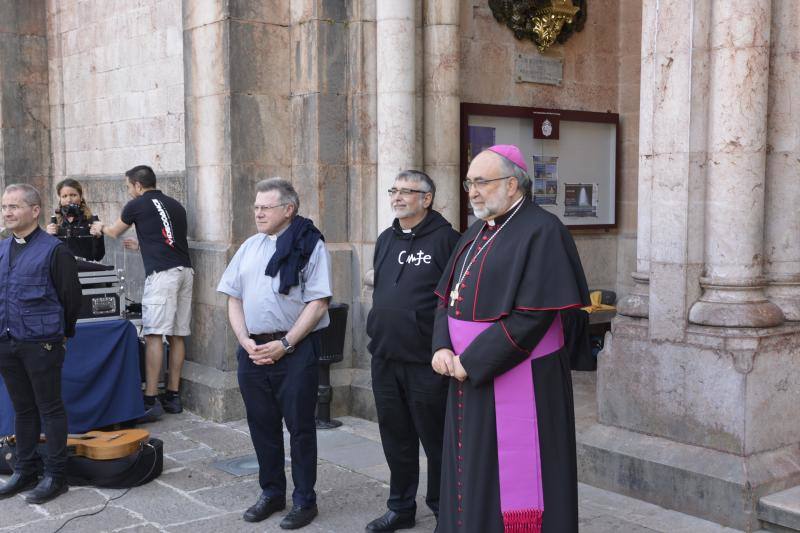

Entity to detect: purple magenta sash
[448,314,564,532]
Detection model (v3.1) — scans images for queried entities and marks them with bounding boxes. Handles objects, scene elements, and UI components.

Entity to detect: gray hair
[494,154,532,197]
[255,177,300,214]
[396,169,436,204]
[4,183,42,207]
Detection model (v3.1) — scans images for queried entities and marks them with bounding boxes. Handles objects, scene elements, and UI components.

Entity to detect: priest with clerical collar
[0,184,81,504]
[431,145,590,533]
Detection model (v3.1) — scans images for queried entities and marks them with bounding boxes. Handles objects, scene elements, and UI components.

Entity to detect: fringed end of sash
[502,508,543,532]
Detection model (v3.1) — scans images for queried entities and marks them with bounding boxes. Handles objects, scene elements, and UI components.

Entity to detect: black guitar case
[0,436,163,488]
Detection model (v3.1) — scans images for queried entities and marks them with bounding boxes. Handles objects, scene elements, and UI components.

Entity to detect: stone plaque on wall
[514,54,563,86]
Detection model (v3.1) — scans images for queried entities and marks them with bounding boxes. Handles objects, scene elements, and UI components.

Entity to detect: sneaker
[159,392,183,414]
[138,398,165,423]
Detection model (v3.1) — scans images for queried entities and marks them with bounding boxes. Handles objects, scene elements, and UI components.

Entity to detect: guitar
[67,430,150,460]
[6,429,150,461]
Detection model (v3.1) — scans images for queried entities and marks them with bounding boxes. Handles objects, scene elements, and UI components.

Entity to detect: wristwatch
[280,337,295,354]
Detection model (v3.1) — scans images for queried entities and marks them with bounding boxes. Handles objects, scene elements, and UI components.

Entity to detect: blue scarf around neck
[265,215,324,295]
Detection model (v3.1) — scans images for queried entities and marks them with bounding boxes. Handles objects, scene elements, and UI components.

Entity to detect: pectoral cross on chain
[449,288,459,307]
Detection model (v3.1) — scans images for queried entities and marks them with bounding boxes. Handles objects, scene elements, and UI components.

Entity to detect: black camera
[57,203,83,219]
[52,204,94,239]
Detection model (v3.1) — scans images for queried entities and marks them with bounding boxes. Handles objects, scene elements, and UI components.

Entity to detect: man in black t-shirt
[91,165,193,421]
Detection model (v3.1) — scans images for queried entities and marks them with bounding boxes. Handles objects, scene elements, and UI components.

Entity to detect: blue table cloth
[0,319,145,436]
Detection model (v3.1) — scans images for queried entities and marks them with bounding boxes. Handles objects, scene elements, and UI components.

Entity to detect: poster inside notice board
[461,104,618,230]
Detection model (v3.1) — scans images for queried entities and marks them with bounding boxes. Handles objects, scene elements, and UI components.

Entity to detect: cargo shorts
[141,266,194,336]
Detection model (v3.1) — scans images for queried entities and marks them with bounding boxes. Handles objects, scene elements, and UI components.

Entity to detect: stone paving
[0,409,754,533]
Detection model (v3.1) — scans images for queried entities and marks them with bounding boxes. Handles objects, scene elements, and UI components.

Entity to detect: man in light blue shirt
[217,178,331,530]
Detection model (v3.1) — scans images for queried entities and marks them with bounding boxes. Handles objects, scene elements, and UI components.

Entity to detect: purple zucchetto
[486,144,528,173]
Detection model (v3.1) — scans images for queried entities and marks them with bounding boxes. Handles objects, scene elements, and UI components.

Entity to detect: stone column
[423,0,460,225]
[0,0,51,206]
[637,0,709,342]
[347,0,380,420]
[376,0,416,231]
[688,0,782,328]
[181,0,291,421]
[290,0,355,417]
[616,0,654,319]
[764,0,800,320]
[45,0,66,196]
[586,2,800,529]
[290,0,348,240]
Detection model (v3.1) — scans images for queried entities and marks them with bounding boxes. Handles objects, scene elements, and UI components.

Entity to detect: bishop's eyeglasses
[462,176,514,192]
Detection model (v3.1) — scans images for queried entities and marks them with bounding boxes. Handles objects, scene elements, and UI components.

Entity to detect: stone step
[758,486,800,532]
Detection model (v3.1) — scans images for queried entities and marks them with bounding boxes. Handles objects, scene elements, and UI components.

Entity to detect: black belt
[249,331,287,344]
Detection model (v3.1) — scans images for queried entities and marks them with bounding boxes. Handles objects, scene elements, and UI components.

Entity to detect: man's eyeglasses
[253,203,287,213]
[387,188,430,197]
[462,176,514,192]
[0,204,32,213]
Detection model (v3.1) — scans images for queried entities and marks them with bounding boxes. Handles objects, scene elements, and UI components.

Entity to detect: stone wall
[47,0,185,180]
[42,0,185,298]
[459,0,642,295]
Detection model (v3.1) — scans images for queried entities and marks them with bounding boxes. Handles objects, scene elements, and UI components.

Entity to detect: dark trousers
[0,340,67,478]
[371,356,449,516]
[237,332,320,507]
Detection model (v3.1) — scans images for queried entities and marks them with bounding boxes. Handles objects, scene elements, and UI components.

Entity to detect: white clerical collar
[486,196,525,227]
[402,228,412,233]
[268,223,292,241]
[13,228,36,244]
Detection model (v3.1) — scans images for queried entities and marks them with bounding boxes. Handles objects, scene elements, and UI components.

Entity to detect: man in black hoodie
[366,170,460,532]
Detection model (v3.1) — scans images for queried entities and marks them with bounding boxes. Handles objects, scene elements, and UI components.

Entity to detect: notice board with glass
[460,103,619,231]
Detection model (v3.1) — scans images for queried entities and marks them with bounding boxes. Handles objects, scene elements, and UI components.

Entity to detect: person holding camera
[46,179,105,262]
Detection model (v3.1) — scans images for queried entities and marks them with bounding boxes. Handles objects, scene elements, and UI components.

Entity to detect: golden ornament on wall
[488,0,587,53]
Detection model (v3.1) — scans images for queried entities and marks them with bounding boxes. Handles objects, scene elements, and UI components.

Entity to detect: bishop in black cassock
[431,145,589,533]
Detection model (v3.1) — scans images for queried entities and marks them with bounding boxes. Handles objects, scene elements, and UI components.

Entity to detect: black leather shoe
[0,472,39,499]
[365,510,416,532]
[24,475,68,504]
[280,504,318,529]
[243,493,285,522]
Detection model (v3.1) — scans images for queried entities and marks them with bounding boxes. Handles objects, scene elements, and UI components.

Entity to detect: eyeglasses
[253,203,287,213]
[0,204,32,213]
[462,176,514,192]
[387,188,429,197]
